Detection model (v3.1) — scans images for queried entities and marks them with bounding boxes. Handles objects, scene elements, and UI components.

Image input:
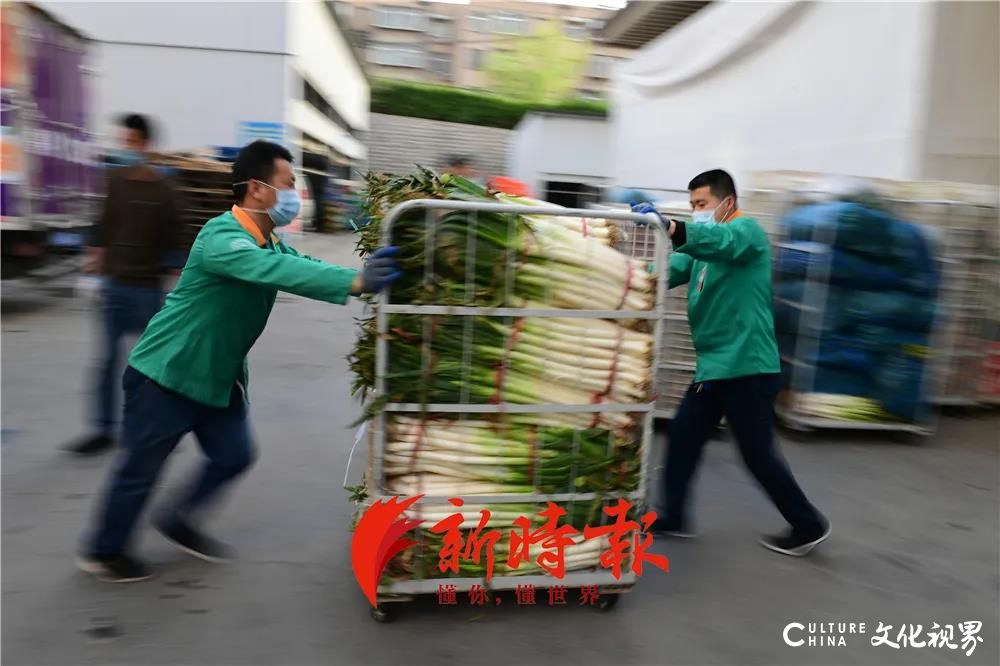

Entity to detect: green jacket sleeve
[675,217,767,264]
[202,226,358,304]
[278,239,324,263]
[668,253,694,288]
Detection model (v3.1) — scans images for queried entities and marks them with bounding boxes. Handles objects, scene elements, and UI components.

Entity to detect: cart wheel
[596,594,620,612]
[370,605,394,623]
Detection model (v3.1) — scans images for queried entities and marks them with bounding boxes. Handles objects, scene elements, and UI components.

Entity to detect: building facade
[335,0,631,99]
[605,0,999,190]
[37,0,369,172]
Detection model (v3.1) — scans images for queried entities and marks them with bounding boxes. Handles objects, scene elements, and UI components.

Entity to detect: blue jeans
[662,373,825,535]
[93,281,164,437]
[88,367,257,557]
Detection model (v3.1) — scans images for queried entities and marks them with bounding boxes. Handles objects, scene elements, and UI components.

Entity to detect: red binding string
[590,326,625,428]
[405,416,427,507]
[491,318,525,404]
[616,261,635,311]
[392,327,417,342]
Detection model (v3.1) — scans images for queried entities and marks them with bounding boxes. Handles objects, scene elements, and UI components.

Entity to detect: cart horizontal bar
[382,402,652,413]
[380,304,660,319]
[774,297,818,312]
[780,355,810,368]
[930,396,984,406]
[371,491,642,505]
[774,242,829,254]
[378,571,638,596]
[657,361,696,371]
[385,198,665,225]
[776,407,930,434]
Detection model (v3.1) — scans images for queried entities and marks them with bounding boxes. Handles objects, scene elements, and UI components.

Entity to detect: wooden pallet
[176,187,232,209]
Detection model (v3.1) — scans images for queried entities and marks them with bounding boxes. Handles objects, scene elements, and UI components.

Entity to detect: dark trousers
[93,280,164,437]
[88,367,257,557]
[662,373,825,535]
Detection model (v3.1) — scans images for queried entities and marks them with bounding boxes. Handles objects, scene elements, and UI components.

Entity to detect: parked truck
[1,1,97,280]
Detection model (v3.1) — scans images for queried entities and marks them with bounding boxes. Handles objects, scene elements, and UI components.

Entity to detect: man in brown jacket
[65,114,183,455]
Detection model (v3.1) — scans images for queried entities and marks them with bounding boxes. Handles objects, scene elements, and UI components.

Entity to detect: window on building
[468,13,490,32]
[351,30,370,48]
[469,49,486,70]
[302,78,357,137]
[430,53,451,77]
[428,17,450,39]
[564,18,589,40]
[369,43,425,68]
[494,13,527,35]
[587,54,617,79]
[545,181,601,209]
[373,6,426,31]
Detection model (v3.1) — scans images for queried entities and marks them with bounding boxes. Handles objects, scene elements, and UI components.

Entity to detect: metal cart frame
[367,200,668,614]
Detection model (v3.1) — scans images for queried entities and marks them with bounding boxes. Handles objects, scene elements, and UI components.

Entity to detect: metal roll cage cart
[366,200,667,621]
[754,188,949,439]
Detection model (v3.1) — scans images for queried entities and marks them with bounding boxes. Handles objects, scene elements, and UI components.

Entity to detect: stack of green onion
[351,168,655,581]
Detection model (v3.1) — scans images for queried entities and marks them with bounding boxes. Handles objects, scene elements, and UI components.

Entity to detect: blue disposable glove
[359,246,402,294]
[631,202,666,227]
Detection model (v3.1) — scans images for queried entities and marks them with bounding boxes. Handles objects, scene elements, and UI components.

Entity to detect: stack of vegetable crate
[745,171,1000,433]
[349,170,664,612]
[147,152,233,253]
[888,181,1000,407]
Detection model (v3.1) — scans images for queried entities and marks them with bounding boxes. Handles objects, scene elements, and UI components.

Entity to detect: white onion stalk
[385,449,543,467]
[523,220,652,285]
[523,316,653,344]
[520,260,653,294]
[515,275,652,311]
[386,476,532,496]
[516,330,651,357]
[387,436,561,459]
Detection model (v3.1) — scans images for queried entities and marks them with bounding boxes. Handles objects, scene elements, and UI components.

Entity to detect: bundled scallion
[351,168,656,582]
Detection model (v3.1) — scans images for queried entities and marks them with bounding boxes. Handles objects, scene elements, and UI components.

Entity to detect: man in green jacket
[78,141,400,582]
[635,169,830,556]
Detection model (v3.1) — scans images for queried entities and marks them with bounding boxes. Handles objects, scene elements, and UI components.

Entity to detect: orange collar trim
[723,209,744,223]
[231,205,267,247]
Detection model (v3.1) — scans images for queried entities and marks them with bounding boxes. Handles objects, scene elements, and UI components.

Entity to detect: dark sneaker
[64,434,114,456]
[648,517,697,539]
[76,553,153,583]
[760,522,832,557]
[155,520,235,563]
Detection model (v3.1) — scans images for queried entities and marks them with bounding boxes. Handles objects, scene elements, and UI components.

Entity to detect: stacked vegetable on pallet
[146,151,234,253]
[348,168,657,581]
[773,200,941,422]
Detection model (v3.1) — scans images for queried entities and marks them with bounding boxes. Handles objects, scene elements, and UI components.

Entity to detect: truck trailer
[1,1,97,280]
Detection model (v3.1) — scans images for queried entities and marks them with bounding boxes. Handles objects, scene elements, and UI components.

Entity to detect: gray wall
[365,113,512,177]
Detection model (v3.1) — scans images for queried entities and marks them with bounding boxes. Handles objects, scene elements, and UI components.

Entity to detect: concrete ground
[2,233,998,666]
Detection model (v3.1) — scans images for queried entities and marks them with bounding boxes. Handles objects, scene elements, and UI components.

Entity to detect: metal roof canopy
[601,1,711,49]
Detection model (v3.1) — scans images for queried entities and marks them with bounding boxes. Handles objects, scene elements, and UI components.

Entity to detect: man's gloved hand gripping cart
[348,182,668,622]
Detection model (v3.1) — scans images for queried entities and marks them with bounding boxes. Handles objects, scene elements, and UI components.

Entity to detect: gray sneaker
[760,522,832,557]
[76,553,153,583]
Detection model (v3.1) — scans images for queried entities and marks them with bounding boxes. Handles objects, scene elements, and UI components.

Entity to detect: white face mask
[691,209,717,224]
[691,197,734,224]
